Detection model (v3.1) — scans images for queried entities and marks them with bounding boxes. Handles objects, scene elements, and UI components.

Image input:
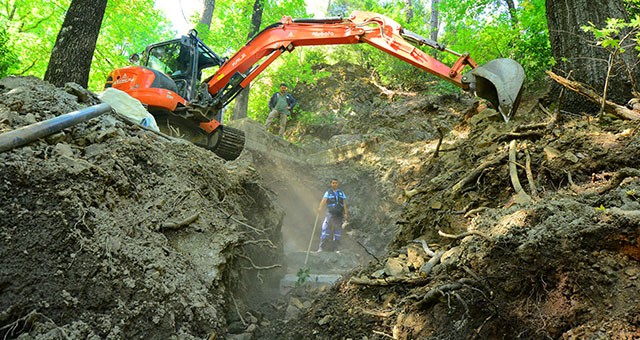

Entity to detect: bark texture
[200,0,215,27]
[546,0,639,113]
[429,0,440,42]
[44,0,107,88]
[232,0,264,120]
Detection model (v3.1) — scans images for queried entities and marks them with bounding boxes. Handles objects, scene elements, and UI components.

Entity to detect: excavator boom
[206,11,524,120]
[106,11,525,160]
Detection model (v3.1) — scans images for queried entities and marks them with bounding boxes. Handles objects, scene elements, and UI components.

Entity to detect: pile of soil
[0,76,284,339]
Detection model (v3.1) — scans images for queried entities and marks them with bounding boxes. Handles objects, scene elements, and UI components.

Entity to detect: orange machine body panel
[107,66,187,112]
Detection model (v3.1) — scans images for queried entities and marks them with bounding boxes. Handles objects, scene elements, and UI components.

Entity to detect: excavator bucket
[470,58,525,121]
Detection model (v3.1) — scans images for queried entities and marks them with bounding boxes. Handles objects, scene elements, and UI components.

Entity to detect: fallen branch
[160,212,200,230]
[438,230,491,241]
[359,308,396,318]
[372,330,395,339]
[451,153,508,195]
[597,167,640,194]
[508,140,532,203]
[432,126,445,159]
[546,71,640,120]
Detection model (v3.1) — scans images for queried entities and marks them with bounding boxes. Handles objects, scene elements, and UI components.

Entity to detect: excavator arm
[204,11,524,121]
[106,11,524,161]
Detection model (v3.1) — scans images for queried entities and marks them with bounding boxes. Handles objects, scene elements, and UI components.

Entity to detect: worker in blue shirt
[316,178,349,252]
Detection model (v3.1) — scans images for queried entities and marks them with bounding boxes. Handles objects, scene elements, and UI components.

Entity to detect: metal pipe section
[0,103,112,153]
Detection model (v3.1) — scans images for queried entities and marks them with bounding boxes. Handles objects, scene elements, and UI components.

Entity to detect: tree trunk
[200,0,215,27]
[429,0,440,42]
[44,0,107,88]
[546,0,639,113]
[232,0,264,120]
[504,0,518,26]
[404,0,414,23]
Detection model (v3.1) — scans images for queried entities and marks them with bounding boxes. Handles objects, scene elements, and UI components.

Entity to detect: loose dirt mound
[0,76,284,339]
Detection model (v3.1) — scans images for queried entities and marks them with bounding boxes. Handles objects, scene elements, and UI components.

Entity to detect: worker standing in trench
[316,178,349,252]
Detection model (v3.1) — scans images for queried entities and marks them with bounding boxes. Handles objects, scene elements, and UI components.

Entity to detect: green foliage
[0,0,174,91]
[0,0,69,78]
[439,0,551,81]
[295,267,310,286]
[0,24,18,77]
[581,16,639,53]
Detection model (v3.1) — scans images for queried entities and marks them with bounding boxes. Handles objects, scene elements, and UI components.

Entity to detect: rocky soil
[1,62,640,339]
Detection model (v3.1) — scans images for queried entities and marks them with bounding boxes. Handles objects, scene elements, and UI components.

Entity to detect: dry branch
[546,71,640,120]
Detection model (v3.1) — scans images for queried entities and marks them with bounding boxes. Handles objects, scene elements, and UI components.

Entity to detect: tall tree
[232,0,264,120]
[44,0,107,87]
[404,0,414,23]
[504,0,518,26]
[200,0,216,27]
[546,0,638,112]
[430,0,440,41]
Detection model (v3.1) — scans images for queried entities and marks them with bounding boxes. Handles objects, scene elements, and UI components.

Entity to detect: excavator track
[153,112,245,161]
[208,126,246,161]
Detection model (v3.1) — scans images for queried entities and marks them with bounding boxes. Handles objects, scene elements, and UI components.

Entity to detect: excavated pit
[2,60,640,339]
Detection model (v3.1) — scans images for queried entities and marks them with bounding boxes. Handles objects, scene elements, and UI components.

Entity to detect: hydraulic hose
[0,103,112,153]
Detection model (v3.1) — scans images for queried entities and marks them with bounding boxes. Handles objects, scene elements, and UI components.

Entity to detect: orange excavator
[105,11,525,161]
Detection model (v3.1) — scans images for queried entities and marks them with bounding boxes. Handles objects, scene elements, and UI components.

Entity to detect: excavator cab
[107,31,246,161]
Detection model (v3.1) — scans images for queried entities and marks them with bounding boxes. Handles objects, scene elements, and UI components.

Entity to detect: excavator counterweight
[105,11,525,160]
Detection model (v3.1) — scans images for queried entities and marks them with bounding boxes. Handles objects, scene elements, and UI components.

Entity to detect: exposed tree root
[160,211,200,230]
[438,230,490,241]
[237,254,281,270]
[420,250,445,276]
[509,140,532,203]
[415,278,478,308]
[348,275,430,286]
[596,167,640,194]
[524,146,538,199]
[494,131,544,143]
[451,153,508,195]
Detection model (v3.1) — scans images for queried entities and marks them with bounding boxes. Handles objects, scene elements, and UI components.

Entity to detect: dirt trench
[3,61,640,340]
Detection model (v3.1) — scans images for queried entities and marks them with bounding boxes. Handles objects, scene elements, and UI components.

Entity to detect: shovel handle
[304,212,321,265]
